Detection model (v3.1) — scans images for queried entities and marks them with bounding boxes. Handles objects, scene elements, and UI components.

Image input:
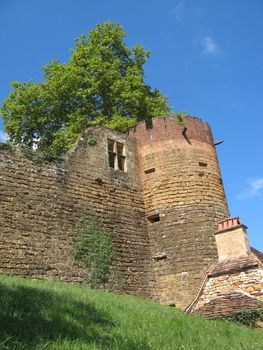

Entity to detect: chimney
[214,217,250,261]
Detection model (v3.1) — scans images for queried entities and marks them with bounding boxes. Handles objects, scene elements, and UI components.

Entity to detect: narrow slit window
[116,142,124,155]
[108,152,115,168]
[108,139,115,152]
[117,155,125,171]
[199,162,207,167]
[147,214,160,223]
[145,118,153,129]
[153,253,167,261]
[145,168,155,174]
[107,139,126,172]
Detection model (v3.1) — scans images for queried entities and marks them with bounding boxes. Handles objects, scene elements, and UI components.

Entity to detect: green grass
[0,275,262,350]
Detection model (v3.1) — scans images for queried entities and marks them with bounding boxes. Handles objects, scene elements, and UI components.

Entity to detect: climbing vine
[0,142,13,152]
[74,212,113,286]
[218,308,263,327]
[86,137,97,146]
[168,112,187,126]
[20,145,63,165]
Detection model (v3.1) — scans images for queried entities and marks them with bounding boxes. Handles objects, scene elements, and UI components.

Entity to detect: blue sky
[0,0,262,250]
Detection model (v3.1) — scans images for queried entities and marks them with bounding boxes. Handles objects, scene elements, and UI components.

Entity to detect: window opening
[199,162,207,167]
[147,214,160,223]
[153,253,167,261]
[145,118,153,129]
[108,139,115,152]
[107,139,126,172]
[145,168,155,174]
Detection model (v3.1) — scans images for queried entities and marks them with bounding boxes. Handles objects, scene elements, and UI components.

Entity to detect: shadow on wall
[0,281,150,350]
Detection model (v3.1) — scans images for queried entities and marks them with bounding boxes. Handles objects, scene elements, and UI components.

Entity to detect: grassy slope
[0,275,262,350]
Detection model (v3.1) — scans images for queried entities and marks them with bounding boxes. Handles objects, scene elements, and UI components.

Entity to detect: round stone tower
[128,115,229,308]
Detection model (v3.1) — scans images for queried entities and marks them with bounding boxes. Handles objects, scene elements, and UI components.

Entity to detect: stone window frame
[107,139,127,172]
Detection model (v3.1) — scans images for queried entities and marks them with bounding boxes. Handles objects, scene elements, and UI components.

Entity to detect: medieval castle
[0,115,262,318]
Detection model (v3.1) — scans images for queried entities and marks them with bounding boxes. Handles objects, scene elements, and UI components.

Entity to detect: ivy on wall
[20,145,63,165]
[0,142,13,152]
[218,307,263,328]
[74,212,113,286]
[168,112,187,126]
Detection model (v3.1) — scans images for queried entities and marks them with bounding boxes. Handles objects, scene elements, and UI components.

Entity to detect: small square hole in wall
[199,162,207,167]
[147,214,160,223]
[144,168,155,174]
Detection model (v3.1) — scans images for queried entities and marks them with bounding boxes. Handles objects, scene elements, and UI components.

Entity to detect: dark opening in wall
[153,253,167,261]
[147,214,160,223]
[199,162,207,167]
[144,168,155,174]
[107,139,126,171]
[108,152,115,168]
[145,118,153,129]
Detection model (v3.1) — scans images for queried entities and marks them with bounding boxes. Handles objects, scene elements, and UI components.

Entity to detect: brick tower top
[127,115,214,146]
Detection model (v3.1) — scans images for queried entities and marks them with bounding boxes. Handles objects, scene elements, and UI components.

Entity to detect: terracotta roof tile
[192,292,260,318]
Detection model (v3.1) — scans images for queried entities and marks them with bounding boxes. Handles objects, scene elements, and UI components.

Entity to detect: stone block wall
[129,116,229,307]
[1,115,231,307]
[0,126,155,298]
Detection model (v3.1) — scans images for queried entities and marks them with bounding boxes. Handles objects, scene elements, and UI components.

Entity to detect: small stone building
[187,217,263,318]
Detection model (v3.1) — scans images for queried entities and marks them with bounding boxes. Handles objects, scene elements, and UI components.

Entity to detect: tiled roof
[185,247,263,315]
[208,248,263,276]
[191,292,260,318]
[251,247,263,265]
[208,252,260,277]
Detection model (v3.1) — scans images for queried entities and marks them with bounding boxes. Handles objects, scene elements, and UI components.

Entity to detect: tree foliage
[1,21,170,155]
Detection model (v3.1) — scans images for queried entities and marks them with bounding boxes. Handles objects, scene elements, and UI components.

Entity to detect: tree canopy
[1,21,171,155]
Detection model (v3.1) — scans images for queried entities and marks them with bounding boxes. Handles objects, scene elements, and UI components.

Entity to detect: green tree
[1,21,170,156]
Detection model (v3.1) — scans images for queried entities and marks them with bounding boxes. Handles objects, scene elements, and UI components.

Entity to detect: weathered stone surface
[129,116,230,307]
[190,265,263,317]
[0,115,230,307]
[0,127,155,298]
[215,224,250,261]
[198,267,263,306]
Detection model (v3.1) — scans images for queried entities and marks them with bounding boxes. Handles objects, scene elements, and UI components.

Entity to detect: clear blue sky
[1,0,262,250]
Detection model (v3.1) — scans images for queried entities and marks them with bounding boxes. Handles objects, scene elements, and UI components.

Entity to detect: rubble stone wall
[1,116,231,307]
[196,268,263,310]
[0,127,155,298]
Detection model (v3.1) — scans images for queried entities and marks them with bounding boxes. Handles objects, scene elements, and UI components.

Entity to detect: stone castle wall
[0,126,155,298]
[1,115,230,306]
[128,116,229,307]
